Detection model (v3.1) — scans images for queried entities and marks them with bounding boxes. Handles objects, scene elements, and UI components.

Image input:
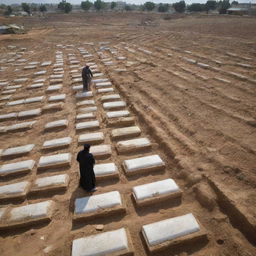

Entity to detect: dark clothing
[76,150,95,192]
[82,67,93,91]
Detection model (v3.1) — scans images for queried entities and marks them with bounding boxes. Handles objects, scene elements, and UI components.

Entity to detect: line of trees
[1,0,237,16]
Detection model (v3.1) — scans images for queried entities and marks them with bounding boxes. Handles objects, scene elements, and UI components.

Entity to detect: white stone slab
[95,82,112,88]
[24,65,36,70]
[101,94,121,102]
[18,108,41,118]
[8,200,54,224]
[76,113,94,120]
[123,155,165,174]
[34,78,45,83]
[42,103,63,112]
[34,70,46,76]
[142,213,201,249]
[14,78,28,83]
[0,208,6,219]
[111,126,141,139]
[38,153,71,169]
[2,89,16,94]
[46,84,62,92]
[76,121,99,131]
[97,88,114,93]
[0,181,30,199]
[45,119,68,130]
[41,61,52,66]
[94,163,118,178]
[0,160,35,176]
[48,94,66,102]
[133,179,181,204]
[72,85,83,91]
[7,121,36,132]
[0,112,17,121]
[72,228,130,256]
[75,191,122,215]
[25,96,44,104]
[50,74,63,79]
[103,101,126,110]
[117,138,151,153]
[7,99,25,106]
[7,85,22,89]
[93,72,104,77]
[0,95,12,101]
[2,144,34,157]
[32,174,69,191]
[90,144,111,158]
[43,137,72,149]
[78,106,97,113]
[77,100,95,106]
[107,110,130,119]
[76,91,93,99]
[92,78,109,83]
[78,132,104,144]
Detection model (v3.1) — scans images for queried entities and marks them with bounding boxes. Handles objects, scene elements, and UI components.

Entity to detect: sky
[0,0,255,5]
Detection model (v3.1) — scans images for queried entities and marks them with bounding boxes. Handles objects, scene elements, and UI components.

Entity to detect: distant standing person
[82,65,93,92]
[76,144,97,192]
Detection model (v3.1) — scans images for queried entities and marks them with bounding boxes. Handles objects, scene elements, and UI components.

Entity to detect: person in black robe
[76,144,96,192]
[82,65,93,92]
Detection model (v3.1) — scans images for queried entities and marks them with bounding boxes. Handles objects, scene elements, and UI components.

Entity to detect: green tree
[81,1,93,11]
[4,5,13,16]
[158,3,169,12]
[21,3,31,14]
[94,0,105,10]
[188,3,205,12]
[231,1,238,5]
[39,4,47,13]
[58,1,72,13]
[144,2,155,11]
[125,5,133,11]
[219,0,230,14]
[173,1,186,13]
[205,0,216,12]
[110,2,117,9]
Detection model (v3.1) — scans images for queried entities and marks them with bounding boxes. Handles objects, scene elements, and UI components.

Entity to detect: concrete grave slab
[50,79,63,85]
[72,228,132,256]
[132,179,181,206]
[107,110,130,119]
[0,208,6,220]
[78,132,104,145]
[34,70,47,76]
[92,78,109,83]
[50,74,63,79]
[116,138,151,153]
[31,174,69,192]
[0,181,30,199]
[7,99,25,106]
[14,78,28,83]
[7,121,36,132]
[48,94,66,102]
[90,144,111,158]
[43,137,72,149]
[0,159,34,177]
[38,153,71,170]
[107,117,135,127]
[42,103,63,112]
[46,85,62,92]
[123,155,165,175]
[78,106,97,113]
[7,85,22,89]
[72,85,83,91]
[0,95,12,101]
[24,65,36,70]
[2,89,16,94]
[41,61,52,66]
[74,191,124,219]
[93,73,104,77]
[1,200,54,228]
[94,163,118,179]
[18,108,41,118]
[2,144,34,158]
[76,120,100,130]
[25,96,44,104]
[45,119,68,131]
[103,101,126,110]
[101,94,121,102]
[72,78,82,84]
[76,91,93,99]
[97,88,114,93]
[0,112,17,121]
[76,113,95,121]
[142,213,205,252]
[76,100,95,106]
[111,126,141,140]
[95,82,112,88]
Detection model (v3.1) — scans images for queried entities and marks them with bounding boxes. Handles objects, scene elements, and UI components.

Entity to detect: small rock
[95,224,104,231]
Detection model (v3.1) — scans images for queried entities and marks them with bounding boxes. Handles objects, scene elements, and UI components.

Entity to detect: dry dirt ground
[0,12,255,256]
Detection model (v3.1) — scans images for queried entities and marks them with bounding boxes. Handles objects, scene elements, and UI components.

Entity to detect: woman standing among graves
[82,65,93,92]
[76,144,97,192]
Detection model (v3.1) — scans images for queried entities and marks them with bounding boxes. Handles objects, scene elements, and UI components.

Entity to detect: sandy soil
[0,12,255,256]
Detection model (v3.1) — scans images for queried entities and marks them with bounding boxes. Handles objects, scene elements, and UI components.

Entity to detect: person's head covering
[85,65,89,68]
[83,144,90,152]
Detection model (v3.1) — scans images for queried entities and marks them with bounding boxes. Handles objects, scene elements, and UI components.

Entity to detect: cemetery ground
[0,12,255,256]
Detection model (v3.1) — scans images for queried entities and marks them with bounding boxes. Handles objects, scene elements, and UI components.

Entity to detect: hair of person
[83,144,90,151]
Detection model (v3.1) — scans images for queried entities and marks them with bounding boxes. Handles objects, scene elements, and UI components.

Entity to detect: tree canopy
[158,3,169,12]
[173,1,186,13]
[21,3,31,14]
[144,2,155,11]
[39,4,47,13]
[81,1,93,11]
[58,1,72,13]
[94,0,106,10]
